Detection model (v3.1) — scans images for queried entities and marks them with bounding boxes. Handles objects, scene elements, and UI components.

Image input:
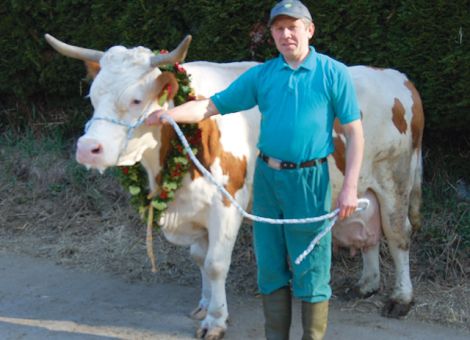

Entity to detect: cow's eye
[132,99,142,105]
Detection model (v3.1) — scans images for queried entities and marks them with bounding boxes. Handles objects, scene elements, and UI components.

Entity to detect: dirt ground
[0,143,469,338]
[1,252,470,339]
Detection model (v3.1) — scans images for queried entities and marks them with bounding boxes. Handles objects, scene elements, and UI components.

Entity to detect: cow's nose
[76,138,104,164]
[91,144,102,154]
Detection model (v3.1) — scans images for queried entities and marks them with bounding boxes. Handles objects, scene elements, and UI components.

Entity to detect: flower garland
[117,55,200,229]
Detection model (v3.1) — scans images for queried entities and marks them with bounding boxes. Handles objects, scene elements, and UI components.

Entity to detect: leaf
[163,181,178,191]
[152,200,167,211]
[129,185,141,195]
[174,156,188,165]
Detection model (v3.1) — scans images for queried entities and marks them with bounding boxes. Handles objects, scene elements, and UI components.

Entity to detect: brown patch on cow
[392,98,407,134]
[332,119,346,176]
[191,119,247,207]
[155,72,180,101]
[157,118,247,207]
[404,81,425,150]
[84,61,100,79]
[220,153,247,207]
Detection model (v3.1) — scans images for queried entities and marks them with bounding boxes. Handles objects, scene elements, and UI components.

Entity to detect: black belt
[259,152,327,170]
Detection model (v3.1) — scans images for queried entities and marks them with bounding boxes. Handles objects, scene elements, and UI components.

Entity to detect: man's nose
[280,28,291,37]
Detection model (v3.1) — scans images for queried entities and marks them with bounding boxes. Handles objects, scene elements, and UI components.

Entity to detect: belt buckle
[267,157,281,170]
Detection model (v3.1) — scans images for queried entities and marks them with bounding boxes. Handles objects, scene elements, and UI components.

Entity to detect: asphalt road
[0,252,469,340]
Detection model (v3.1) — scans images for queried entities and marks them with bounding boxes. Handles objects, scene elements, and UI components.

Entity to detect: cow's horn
[150,35,192,67]
[44,33,104,62]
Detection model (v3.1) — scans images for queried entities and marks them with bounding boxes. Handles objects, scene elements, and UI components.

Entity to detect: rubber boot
[301,300,329,340]
[261,286,292,340]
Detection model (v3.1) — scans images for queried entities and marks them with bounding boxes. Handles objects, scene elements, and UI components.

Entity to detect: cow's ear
[155,72,179,102]
[85,61,100,79]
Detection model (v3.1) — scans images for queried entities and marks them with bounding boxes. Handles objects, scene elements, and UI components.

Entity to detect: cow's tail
[409,148,423,232]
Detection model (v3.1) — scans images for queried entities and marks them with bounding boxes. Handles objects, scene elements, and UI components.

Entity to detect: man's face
[270,16,314,62]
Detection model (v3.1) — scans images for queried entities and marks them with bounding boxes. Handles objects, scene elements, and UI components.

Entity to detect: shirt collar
[277,46,317,71]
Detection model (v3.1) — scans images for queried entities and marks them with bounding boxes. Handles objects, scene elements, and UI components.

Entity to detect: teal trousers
[252,158,332,303]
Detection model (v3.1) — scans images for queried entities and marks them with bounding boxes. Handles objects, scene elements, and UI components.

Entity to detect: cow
[45,34,424,339]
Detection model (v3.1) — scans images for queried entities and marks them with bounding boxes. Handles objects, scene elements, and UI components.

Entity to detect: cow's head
[45,34,192,172]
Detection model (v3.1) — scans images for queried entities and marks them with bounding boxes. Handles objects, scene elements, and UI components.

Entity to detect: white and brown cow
[45,34,424,339]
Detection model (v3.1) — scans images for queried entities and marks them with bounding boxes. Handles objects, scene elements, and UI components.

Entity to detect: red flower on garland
[159,190,169,199]
[174,62,186,74]
[165,83,172,97]
[188,130,202,145]
[121,167,129,175]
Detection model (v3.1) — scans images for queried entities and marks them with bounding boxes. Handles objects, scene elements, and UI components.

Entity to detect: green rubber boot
[261,286,292,340]
[301,300,329,340]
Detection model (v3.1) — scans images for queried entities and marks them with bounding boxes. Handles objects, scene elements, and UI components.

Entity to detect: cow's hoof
[196,327,207,339]
[204,326,226,340]
[338,285,379,301]
[195,326,225,340]
[190,306,208,320]
[381,299,414,318]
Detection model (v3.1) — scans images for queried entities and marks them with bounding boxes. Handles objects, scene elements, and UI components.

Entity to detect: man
[147,1,364,339]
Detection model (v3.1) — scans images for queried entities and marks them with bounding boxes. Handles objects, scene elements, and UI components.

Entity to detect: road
[0,252,468,339]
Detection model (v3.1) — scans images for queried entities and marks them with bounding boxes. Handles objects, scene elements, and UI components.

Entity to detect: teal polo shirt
[211,47,360,163]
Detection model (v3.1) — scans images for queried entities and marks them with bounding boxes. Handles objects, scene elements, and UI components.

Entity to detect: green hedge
[0,0,468,132]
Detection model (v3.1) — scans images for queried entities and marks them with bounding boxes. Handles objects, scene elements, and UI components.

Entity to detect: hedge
[0,0,468,132]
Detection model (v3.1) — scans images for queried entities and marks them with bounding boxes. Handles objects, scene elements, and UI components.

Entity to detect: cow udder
[332,190,382,256]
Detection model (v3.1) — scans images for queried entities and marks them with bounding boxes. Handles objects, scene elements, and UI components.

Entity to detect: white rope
[160,113,369,264]
[83,111,369,264]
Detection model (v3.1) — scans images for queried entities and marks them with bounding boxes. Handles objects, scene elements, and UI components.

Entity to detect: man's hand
[336,186,358,220]
[146,109,166,126]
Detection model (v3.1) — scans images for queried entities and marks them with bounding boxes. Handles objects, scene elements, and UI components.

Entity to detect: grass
[414,138,470,281]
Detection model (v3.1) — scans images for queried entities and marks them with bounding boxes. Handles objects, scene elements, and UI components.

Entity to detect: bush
[0,0,469,133]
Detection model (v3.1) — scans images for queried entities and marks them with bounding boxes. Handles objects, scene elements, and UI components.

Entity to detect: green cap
[269,0,312,26]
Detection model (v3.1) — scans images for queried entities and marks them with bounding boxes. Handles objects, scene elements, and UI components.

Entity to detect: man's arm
[146,98,220,125]
[336,119,364,219]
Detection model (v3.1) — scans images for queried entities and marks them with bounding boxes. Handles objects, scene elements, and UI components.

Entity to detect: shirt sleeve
[210,65,260,115]
[331,63,361,125]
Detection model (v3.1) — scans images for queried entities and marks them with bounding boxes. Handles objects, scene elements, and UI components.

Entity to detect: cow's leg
[382,218,414,318]
[338,238,381,301]
[196,206,242,340]
[190,236,210,320]
[162,220,211,321]
[377,193,414,318]
[357,242,381,296]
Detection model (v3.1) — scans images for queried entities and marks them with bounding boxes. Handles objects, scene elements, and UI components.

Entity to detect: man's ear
[309,23,315,39]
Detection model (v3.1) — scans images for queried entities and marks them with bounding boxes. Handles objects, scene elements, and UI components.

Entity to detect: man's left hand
[336,187,358,220]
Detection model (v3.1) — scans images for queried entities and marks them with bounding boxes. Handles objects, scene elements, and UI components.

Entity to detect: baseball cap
[268,0,312,26]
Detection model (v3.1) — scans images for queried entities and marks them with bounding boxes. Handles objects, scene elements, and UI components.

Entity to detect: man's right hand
[146,109,166,126]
